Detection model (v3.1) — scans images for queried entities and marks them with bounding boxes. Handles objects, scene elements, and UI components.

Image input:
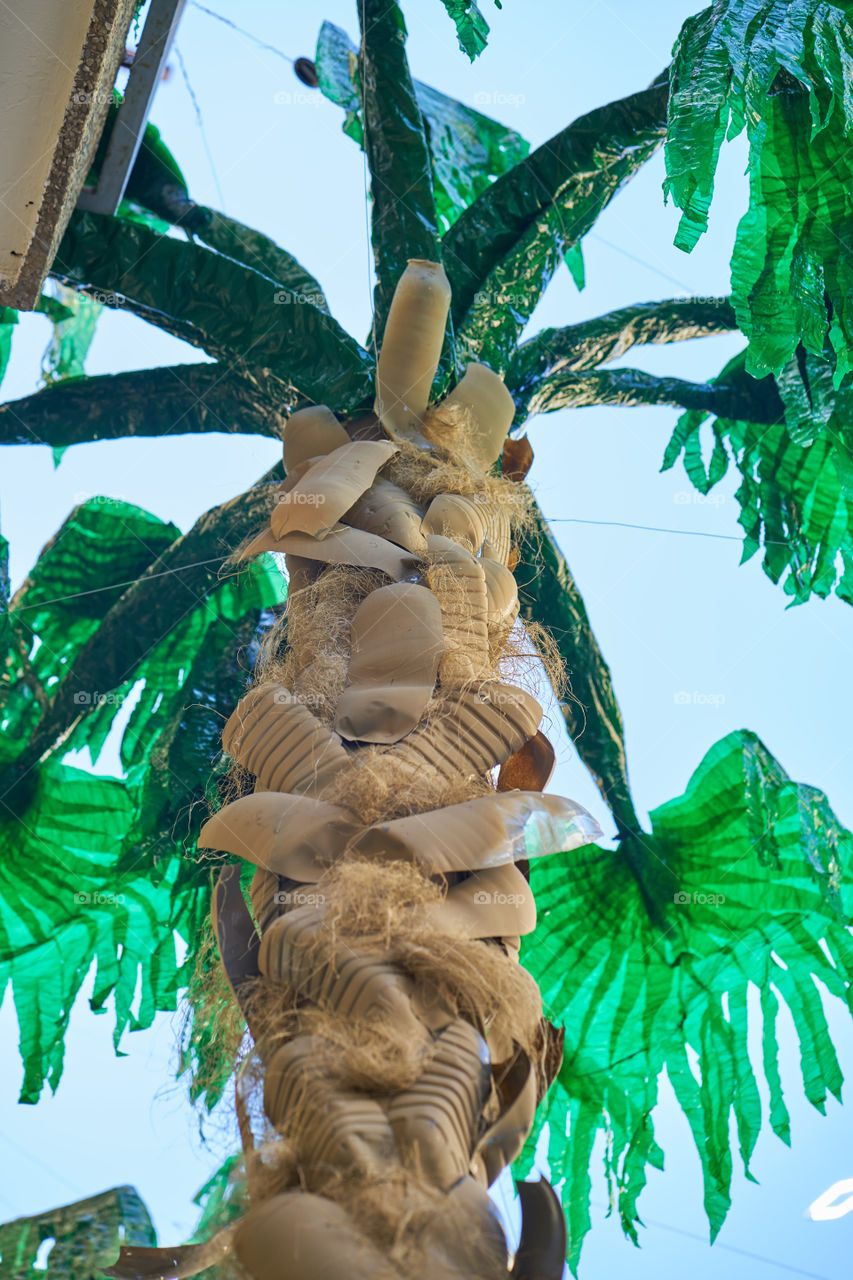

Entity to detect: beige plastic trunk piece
[263,1036,396,1175]
[384,682,542,786]
[434,362,516,468]
[352,789,600,873]
[250,866,285,933]
[431,862,536,937]
[426,535,490,685]
[222,683,349,794]
[199,792,357,877]
[271,440,398,540]
[472,1050,538,1186]
[335,583,444,743]
[282,405,350,472]
[387,1019,491,1190]
[482,504,512,565]
[482,557,520,629]
[498,730,556,792]
[375,259,451,440]
[421,493,488,554]
[344,475,427,555]
[240,524,422,580]
[234,1192,401,1280]
[258,904,434,1040]
[421,1177,510,1275]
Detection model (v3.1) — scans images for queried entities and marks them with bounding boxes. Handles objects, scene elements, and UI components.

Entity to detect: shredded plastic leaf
[315,21,529,234]
[0,503,286,1103]
[663,349,853,605]
[665,0,853,381]
[518,729,853,1272]
[437,0,491,60]
[0,1186,155,1278]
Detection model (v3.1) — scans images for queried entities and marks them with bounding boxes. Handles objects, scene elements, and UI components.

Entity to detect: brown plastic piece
[426,535,490,685]
[385,682,542,787]
[240,524,422,580]
[335,583,444,743]
[482,504,511,565]
[353,789,599,874]
[234,1193,400,1280]
[344,475,427,554]
[375,259,451,440]
[431,862,536,938]
[472,1048,538,1186]
[282,405,350,472]
[434,363,516,469]
[497,730,556,793]
[387,1019,491,1189]
[211,866,260,1016]
[501,433,535,482]
[421,494,488,554]
[103,1233,236,1280]
[199,792,356,877]
[511,1178,568,1280]
[271,440,398,540]
[482,557,520,630]
[263,1036,396,1176]
[223,683,349,794]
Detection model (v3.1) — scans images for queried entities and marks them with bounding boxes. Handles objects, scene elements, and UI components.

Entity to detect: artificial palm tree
[2,1,853,1274]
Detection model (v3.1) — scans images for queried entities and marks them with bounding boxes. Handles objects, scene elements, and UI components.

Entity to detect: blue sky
[1,1,852,1276]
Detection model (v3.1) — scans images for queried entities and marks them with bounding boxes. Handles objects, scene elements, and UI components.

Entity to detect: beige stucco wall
[0,0,136,308]
[0,1,95,294]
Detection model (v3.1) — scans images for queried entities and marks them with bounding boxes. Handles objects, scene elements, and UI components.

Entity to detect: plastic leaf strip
[443,74,669,372]
[53,212,375,412]
[314,21,529,234]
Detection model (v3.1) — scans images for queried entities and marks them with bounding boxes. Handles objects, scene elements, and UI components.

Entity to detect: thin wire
[589,232,694,294]
[546,516,743,542]
[174,45,227,212]
[587,1201,833,1280]
[10,517,784,616]
[190,2,294,63]
[546,515,793,547]
[12,557,229,613]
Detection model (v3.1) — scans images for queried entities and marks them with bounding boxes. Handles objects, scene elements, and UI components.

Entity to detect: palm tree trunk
[116,261,600,1280]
